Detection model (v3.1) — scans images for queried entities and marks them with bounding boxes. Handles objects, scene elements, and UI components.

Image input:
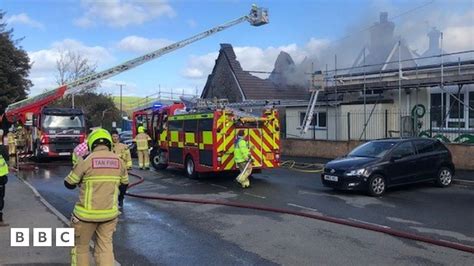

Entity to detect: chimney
[427,27,441,51]
[380,12,388,23]
[370,12,395,50]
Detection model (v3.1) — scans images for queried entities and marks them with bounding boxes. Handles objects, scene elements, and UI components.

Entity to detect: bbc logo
[10,228,75,247]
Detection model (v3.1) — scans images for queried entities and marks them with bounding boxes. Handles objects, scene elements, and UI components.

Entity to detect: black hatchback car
[321,138,455,196]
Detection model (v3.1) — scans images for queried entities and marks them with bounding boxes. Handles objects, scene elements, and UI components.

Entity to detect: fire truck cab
[32,107,86,158]
[148,103,281,178]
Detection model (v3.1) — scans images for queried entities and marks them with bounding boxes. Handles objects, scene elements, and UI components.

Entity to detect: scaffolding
[298,49,474,144]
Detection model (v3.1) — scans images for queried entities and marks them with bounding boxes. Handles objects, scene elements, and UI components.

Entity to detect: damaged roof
[201,43,310,101]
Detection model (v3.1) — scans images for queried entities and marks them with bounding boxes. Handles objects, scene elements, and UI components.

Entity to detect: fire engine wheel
[185,156,198,179]
[150,149,168,170]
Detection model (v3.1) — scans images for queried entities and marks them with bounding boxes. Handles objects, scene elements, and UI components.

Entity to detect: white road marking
[210,183,228,189]
[387,217,423,225]
[243,192,266,199]
[349,218,391,229]
[287,203,319,212]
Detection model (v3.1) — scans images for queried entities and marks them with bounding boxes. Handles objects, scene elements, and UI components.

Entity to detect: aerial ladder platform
[4,5,269,123]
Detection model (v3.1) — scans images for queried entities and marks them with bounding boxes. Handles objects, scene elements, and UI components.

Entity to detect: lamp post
[101,108,111,128]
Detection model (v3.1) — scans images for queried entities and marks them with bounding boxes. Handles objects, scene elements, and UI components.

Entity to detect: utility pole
[398,40,402,138]
[118,84,124,130]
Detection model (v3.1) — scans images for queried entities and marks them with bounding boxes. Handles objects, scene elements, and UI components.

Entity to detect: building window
[470,92,474,128]
[430,93,445,128]
[431,90,473,129]
[299,111,327,129]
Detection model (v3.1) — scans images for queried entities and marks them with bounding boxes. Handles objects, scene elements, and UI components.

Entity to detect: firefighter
[64,128,128,266]
[0,145,9,226]
[15,125,26,153]
[133,126,151,170]
[7,127,16,167]
[111,130,132,209]
[234,130,252,188]
[111,130,132,170]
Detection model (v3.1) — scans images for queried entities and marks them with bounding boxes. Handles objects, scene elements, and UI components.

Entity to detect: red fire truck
[144,102,281,178]
[3,86,86,158]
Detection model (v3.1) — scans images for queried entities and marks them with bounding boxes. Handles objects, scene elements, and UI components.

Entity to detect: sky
[2,0,473,98]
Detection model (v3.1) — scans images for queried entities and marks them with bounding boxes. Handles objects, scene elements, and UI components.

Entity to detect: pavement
[282,155,474,184]
[0,174,70,265]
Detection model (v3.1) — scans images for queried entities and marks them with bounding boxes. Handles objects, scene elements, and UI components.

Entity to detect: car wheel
[435,167,452,187]
[185,156,198,179]
[150,148,168,170]
[368,174,386,197]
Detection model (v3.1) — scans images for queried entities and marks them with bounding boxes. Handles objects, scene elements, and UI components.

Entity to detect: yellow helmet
[138,126,145,133]
[87,128,112,151]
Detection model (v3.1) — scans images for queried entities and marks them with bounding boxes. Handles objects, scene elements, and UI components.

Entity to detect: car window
[348,141,396,158]
[414,140,434,154]
[391,142,415,158]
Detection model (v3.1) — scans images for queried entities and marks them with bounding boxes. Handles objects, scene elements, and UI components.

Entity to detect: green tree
[0,10,32,115]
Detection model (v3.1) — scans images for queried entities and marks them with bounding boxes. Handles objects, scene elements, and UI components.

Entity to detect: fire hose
[280,160,324,173]
[126,171,474,254]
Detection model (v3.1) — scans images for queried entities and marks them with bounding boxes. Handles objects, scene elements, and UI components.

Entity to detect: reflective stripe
[202,131,213,144]
[71,247,77,266]
[66,172,80,183]
[82,175,121,182]
[170,131,179,142]
[73,206,118,221]
[169,113,214,121]
[75,175,121,221]
[185,132,195,143]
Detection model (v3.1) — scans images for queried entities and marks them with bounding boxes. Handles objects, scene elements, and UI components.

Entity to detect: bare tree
[55,49,98,93]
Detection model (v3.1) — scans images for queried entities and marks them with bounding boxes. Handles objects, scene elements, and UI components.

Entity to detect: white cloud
[187,19,197,28]
[27,39,114,95]
[6,13,44,30]
[397,8,474,54]
[117,35,173,53]
[74,0,176,28]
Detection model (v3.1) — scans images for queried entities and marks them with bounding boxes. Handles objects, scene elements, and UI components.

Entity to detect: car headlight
[346,168,367,177]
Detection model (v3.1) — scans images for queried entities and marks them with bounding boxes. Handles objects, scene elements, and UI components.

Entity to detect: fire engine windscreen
[42,114,84,129]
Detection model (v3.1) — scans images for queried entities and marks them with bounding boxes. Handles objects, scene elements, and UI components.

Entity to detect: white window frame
[430,86,473,130]
[298,111,327,129]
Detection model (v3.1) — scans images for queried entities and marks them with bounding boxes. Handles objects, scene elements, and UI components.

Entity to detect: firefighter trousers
[71,216,118,266]
[236,161,252,188]
[137,150,149,168]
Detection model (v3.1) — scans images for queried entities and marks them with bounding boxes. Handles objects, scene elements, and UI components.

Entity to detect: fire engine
[144,101,281,178]
[3,86,86,159]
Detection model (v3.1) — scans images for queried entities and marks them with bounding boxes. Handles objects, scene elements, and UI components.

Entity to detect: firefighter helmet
[138,126,145,133]
[87,128,112,151]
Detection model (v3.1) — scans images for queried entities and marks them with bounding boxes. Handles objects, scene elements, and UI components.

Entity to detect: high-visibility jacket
[64,145,129,222]
[0,155,8,176]
[234,137,250,163]
[134,133,151,151]
[112,142,132,169]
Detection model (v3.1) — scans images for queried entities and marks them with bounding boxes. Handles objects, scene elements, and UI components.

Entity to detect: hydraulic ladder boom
[5,5,269,116]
